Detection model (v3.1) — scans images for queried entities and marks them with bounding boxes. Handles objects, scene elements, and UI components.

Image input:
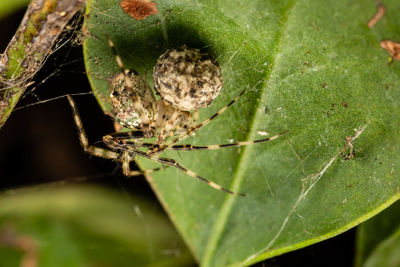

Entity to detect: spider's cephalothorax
[67,37,288,196]
[110,71,155,131]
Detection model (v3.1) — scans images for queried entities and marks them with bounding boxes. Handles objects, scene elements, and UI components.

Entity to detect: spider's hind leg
[121,151,167,176]
[68,96,166,176]
[105,137,246,196]
[67,95,119,160]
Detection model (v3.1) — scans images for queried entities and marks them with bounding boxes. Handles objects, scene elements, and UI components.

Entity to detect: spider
[67,37,288,196]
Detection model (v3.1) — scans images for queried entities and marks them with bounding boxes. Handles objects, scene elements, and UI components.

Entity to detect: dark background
[0,8,355,267]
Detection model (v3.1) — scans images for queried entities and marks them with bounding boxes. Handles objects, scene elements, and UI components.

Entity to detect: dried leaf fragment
[367,3,385,28]
[380,40,400,61]
[120,0,158,20]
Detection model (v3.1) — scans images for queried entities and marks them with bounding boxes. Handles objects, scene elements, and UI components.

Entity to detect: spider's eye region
[153,45,223,111]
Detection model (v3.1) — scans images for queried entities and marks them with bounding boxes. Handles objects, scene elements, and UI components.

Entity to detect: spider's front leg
[148,89,248,155]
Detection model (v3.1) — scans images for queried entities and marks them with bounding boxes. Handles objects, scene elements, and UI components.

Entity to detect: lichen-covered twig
[0,0,85,129]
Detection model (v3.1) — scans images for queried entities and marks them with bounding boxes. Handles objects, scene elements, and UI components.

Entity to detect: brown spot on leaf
[120,0,158,20]
[367,3,385,28]
[385,83,394,91]
[380,40,400,61]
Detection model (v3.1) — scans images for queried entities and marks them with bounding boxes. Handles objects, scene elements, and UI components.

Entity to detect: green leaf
[83,0,400,266]
[355,201,400,267]
[363,231,400,267]
[0,186,193,267]
[0,0,29,19]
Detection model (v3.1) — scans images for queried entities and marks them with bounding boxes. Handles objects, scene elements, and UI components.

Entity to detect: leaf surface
[0,186,193,267]
[83,0,400,266]
[355,201,400,267]
[0,0,28,18]
[362,231,400,267]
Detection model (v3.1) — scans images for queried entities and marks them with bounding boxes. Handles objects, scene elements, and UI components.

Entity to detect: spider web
[2,1,396,266]
[3,4,326,266]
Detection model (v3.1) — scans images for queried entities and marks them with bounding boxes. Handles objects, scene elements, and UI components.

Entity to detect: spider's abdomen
[153,46,223,111]
[110,72,156,129]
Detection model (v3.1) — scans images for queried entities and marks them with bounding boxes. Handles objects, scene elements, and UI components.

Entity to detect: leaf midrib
[201,1,295,266]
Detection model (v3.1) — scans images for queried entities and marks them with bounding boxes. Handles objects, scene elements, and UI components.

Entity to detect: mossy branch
[0,0,84,128]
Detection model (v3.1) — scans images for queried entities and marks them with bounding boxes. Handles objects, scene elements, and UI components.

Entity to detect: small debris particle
[228,139,234,144]
[322,83,327,89]
[380,40,400,61]
[257,131,269,136]
[264,106,269,114]
[341,101,348,108]
[343,136,355,160]
[342,198,347,204]
[120,0,158,20]
[367,3,385,28]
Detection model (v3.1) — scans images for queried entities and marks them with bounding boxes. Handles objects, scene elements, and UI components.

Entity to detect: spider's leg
[106,131,162,151]
[108,131,146,140]
[160,130,289,151]
[120,130,287,152]
[193,109,199,122]
[68,97,165,175]
[67,95,119,160]
[151,89,246,154]
[121,151,167,176]
[107,36,139,77]
[141,149,245,196]
[104,136,245,196]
